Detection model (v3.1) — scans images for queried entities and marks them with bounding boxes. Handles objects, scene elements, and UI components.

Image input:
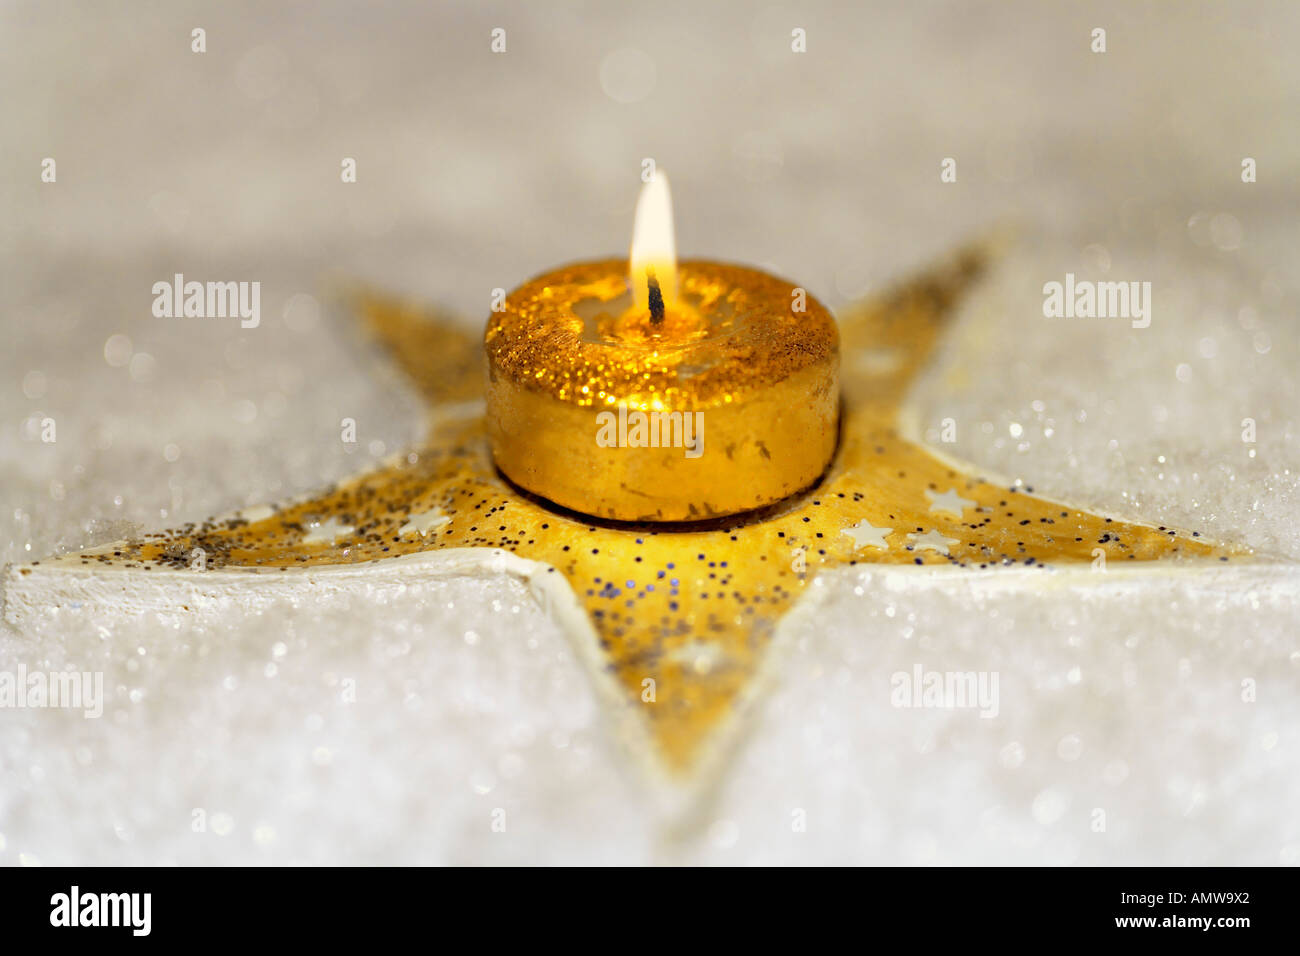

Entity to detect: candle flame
[629,171,678,311]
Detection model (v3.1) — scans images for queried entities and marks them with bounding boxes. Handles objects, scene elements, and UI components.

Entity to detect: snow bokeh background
[1,0,1297,864]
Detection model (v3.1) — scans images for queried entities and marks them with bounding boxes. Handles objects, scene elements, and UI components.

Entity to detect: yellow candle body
[485,259,839,522]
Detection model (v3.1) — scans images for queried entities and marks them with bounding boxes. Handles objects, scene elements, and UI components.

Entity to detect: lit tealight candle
[485,174,839,521]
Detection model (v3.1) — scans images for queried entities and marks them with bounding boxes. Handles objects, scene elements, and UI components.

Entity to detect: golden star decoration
[15,244,1243,786]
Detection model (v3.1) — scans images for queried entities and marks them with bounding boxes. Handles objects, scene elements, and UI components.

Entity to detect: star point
[399,508,451,537]
[907,529,960,555]
[926,487,977,518]
[301,517,354,546]
[842,519,893,551]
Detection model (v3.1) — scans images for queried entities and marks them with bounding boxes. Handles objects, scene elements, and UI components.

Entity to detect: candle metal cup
[485,259,839,522]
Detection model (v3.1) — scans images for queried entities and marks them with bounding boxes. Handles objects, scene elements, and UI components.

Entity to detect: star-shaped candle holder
[8,236,1242,798]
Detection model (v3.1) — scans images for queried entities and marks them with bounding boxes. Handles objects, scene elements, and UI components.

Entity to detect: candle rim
[485,257,839,410]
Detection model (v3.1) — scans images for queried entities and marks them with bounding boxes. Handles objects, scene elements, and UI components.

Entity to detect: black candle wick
[647,270,665,324]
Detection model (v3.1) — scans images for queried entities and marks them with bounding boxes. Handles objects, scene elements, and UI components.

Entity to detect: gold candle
[485,175,839,521]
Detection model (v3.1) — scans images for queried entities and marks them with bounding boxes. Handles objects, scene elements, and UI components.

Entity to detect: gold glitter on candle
[485,258,840,520]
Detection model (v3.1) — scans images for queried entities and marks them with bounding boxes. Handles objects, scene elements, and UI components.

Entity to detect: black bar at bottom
[0,865,1283,943]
